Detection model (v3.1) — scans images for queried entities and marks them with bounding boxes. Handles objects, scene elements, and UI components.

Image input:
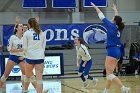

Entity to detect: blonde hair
[28,18,41,34]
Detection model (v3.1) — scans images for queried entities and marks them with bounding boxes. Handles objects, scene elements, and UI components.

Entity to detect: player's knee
[36,79,43,84]
[106,74,116,81]
[21,75,26,81]
[78,72,83,76]
[0,75,8,82]
[30,75,36,82]
[24,76,31,82]
[24,75,36,82]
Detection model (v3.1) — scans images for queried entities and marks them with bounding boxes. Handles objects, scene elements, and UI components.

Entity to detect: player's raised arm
[112,4,118,16]
[90,2,105,20]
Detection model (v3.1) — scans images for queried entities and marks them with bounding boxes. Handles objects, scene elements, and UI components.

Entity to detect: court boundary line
[62,83,87,93]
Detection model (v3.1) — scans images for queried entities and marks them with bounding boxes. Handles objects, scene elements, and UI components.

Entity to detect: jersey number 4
[33,33,40,40]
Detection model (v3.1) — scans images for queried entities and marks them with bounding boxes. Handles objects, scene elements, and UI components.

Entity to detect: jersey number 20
[33,33,40,40]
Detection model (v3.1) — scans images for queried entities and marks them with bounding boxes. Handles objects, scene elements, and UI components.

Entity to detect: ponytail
[117,22,125,31]
[28,18,41,34]
[114,16,125,31]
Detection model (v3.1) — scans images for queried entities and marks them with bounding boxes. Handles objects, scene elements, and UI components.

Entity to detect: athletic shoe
[43,90,49,93]
[83,82,89,88]
[121,86,130,93]
[103,88,109,93]
[22,90,29,93]
[93,78,98,87]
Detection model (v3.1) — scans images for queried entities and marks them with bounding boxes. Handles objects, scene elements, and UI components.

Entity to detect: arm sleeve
[98,12,105,20]
[7,36,13,51]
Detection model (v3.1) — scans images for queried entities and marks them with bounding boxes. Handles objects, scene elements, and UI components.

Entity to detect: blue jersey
[103,18,121,47]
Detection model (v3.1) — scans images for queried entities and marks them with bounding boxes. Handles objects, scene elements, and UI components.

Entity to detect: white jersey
[76,44,91,61]
[7,35,24,56]
[23,28,46,59]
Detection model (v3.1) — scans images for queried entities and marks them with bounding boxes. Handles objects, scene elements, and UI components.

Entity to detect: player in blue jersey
[74,37,98,88]
[0,17,25,88]
[23,18,46,93]
[91,2,130,93]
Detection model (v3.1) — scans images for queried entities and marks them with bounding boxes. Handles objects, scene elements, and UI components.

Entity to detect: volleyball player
[74,37,98,88]
[15,16,37,91]
[91,2,130,93]
[23,18,46,93]
[0,23,25,88]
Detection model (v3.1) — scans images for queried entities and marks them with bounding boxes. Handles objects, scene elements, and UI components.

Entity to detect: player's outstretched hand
[91,2,96,8]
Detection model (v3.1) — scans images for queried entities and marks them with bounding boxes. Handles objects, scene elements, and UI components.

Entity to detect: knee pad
[36,80,43,84]
[21,75,26,81]
[106,74,116,81]
[24,75,36,82]
[30,75,36,82]
[78,73,83,76]
[1,75,7,82]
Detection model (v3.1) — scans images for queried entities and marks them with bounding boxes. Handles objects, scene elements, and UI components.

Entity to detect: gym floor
[0,75,140,93]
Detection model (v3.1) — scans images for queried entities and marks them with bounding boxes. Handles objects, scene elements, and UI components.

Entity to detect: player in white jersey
[15,16,37,91]
[23,18,46,93]
[74,37,98,88]
[0,23,26,88]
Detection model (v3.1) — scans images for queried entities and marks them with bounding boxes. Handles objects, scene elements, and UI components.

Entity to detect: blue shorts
[26,58,44,64]
[78,59,93,76]
[9,55,25,64]
[107,47,121,59]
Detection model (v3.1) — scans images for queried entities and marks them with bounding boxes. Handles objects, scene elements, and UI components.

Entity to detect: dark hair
[28,18,41,34]
[77,37,84,44]
[14,24,19,34]
[114,16,125,31]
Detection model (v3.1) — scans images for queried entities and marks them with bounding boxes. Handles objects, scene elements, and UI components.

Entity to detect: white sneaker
[22,90,29,93]
[121,87,130,93]
[103,88,109,93]
[43,90,49,93]
[83,82,89,88]
[93,78,98,87]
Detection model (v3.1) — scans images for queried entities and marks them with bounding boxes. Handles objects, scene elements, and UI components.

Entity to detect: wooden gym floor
[0,75,140,93]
